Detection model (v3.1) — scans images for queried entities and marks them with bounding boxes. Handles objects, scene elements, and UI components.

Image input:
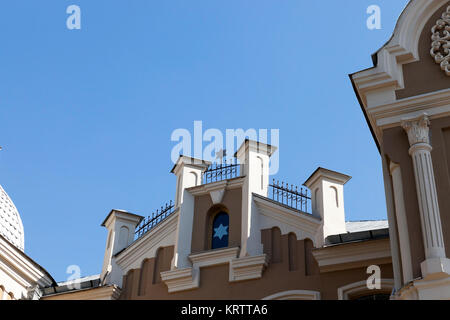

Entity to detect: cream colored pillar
[389,161,413,284]
[235,139,276,257]
[171,156,210,269]
[401,114,450,277]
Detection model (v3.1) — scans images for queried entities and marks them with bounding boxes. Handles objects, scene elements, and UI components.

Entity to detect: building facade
[1,0,449,301]
[42,140,394,300]
[0,185,55,300]
[351,0,450,299]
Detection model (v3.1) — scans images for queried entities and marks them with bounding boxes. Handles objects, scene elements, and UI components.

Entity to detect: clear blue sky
[0,0,409,282]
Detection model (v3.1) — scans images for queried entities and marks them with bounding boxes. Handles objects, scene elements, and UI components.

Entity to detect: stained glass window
[211,211,229,249]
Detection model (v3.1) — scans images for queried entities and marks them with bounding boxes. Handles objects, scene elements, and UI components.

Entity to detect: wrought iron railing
[202,160,240,184]
[135,201,175,240]
[269,179,311,213]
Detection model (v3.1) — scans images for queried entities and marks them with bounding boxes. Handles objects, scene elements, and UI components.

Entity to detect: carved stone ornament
[401,114,431,147]
[431,6,450,76]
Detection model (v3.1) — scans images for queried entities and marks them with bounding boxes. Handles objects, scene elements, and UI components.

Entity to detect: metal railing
[202,160,240,184]
[269,179,311,213]
[135,201,175,240]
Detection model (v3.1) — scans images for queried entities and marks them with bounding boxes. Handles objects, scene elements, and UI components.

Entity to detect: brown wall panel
[191,188,242,253]
[382,126,425,278]
[119,233,392,300]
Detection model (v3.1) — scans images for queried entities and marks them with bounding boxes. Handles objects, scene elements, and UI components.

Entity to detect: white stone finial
[401,114,431,147]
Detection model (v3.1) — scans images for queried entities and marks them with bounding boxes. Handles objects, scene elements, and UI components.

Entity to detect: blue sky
[0,0,409,282]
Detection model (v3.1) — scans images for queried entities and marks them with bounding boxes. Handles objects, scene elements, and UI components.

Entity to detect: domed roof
[0,184,24,251]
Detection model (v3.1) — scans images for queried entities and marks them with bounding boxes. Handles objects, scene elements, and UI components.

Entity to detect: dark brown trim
[348,72,381,153]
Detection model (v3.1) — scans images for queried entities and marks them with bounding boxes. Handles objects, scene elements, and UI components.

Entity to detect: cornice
[160,268,199,293]
[312,238,392,273]
[160,249,268,293]
[351,0,450,146]
[229,254,268,282]
[372,89,450,129]
[189,247,239,268]
[187,176,245,196]
[0,236,54,288]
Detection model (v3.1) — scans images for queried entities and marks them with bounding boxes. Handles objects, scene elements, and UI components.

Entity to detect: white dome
[0,185,24,251]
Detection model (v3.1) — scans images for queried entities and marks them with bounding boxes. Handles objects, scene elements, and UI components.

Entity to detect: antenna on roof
[215,149,226,163]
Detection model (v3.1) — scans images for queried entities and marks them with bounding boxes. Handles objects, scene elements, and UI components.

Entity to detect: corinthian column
[402,114,450,277]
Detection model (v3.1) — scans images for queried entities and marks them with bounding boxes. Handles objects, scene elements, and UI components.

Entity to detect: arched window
[211,212,229,249]
[337,279,394,300]
[354,294,390,301]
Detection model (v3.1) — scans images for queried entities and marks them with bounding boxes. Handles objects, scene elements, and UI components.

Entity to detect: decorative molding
[401,114,431,146]
[372,89,450,128]
[312,238,392,273]
[187,177,245,196]
[262,290,321,300]
[431,6,450,76]
[351,0,450,145]
[209,189,225,204]
[0,235,54,299]
[160,248,268,293]
[229,254,268,282]
[160,268,199,293]
[337,279,394,300]
[189,247,239,268]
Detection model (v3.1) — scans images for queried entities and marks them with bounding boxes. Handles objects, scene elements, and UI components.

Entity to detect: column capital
[401,114,430,147]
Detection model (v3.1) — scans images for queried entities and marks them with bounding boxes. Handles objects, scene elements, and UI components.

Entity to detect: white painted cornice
[229,254,267,282]
[0,235,54,289]
[160,267,199,293]
[189,247,240,268]
[160,247,267,293]
[187,176,245,197]
[234,139,277,159]
[115,210,179,273]
[303,167,351,188]
[353,0,448,93]
[312,238,392,273]
[160,248,241,294]
[170,155,211,175]
[372,89,450,128]
[101,209,143,229]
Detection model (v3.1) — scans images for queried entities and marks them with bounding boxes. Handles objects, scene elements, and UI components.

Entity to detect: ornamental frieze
[431,6,450,76]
